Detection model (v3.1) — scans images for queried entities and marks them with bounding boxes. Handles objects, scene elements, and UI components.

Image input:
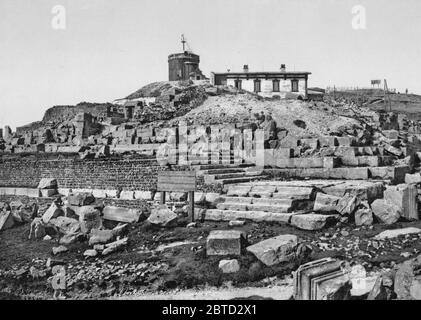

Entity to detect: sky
[1,0,421,130]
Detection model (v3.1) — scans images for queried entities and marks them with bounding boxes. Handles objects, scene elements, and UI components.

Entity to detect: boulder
[89,229,114,245]
[291,214,337,231]
[52,245,68,255]
[218,259,240,273]
[37,178,58,190]
[147,205,178,227]
[371,199,400,225]
[313,193,341,213]
[0,211,15,231]
[78,206,102,234]
[394,254,421,300]
[67,192,95,206]
[246,234,298,266]
[83,249,98,257]
[206,230,246,256]
[354,208,373,226]
[51,216,80,234]
[228,220,246,227]
[42,202,64,224]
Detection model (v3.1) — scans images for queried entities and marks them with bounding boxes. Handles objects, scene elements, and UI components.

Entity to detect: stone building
[211,64,311,99]
[168,35,207,81]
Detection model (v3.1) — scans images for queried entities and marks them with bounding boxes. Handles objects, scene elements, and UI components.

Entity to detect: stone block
[246,234,298,266]
[291,214,337,231]
[206,230,246,256]
[103,206,145,223]
[371,199,401,225]
[405,173,421,185]
[40,189,57,197]
[78,206,102,234]
[384,184,418,220]
[37,178,58,189]
[319,136,338,147]
[68,192,95,206]
[323,157,340,168]
[337,137,354,146]
[300,138,319,149]
[313,193,341,212]
[118,190,134,200]
[218,259,240,273]
[134,190,152,200]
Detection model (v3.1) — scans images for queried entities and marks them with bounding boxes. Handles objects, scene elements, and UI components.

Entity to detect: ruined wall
[42,103,116,123]
[0,157,172,191]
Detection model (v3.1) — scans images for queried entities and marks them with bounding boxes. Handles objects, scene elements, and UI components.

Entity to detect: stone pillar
[3,126,12,141]
[233,128,243,164]
[178,121,188,165]
[255,129,265,167]
[221,125,233,165]
[210,125,221,164]
[124,106,134,119]
[243,129,253,164]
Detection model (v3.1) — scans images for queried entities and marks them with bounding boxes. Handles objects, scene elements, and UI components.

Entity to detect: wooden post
[189,191,195,222]
[160,191,166,204]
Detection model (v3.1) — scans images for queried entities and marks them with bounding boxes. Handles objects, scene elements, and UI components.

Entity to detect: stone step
[340,155,395,167]
[265,167,370,180]
[213,172,251,180]
[216,202,292,213]
[217,175,269,185]
[198,209,297,223]
[193,163,254,170]
[203,168,247,175]
[222,196,294,206]
[272,186,316,200]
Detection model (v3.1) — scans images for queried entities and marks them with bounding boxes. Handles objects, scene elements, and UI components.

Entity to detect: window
[291,80,299,92]
[273,80,280,92]
[254,80,261,93]
[234,79,242,90]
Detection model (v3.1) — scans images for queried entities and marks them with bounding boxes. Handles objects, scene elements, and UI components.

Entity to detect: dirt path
[117,285,294,300]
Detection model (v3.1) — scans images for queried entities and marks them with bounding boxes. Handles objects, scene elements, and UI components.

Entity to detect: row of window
[234,79,299,93]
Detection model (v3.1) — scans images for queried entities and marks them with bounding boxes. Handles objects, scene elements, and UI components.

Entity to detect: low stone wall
[0,157,171,191]
[0,155,219,193]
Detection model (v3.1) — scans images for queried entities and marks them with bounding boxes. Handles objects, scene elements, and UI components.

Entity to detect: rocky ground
[2,195,421,300]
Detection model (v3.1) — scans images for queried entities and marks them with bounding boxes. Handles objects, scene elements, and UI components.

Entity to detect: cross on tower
[181,34,186,52]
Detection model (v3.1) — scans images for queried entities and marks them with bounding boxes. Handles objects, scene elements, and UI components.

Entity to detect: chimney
[280,64,286,72]
[243,65,249,73]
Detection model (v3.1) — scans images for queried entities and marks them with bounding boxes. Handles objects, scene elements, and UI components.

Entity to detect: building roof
[212,71,311,76]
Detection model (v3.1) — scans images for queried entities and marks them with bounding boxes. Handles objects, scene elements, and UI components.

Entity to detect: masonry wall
[0,157,176,191]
